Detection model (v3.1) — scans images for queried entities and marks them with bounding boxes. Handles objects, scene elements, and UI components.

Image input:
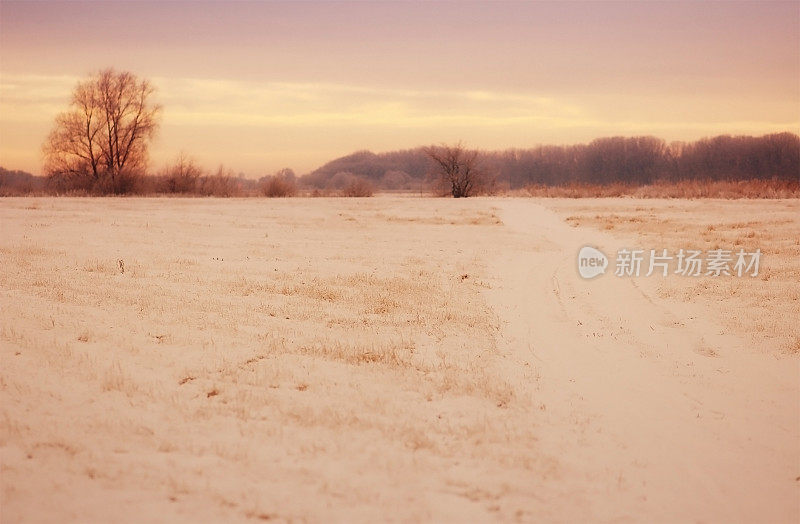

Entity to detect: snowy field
[1,196,798,522]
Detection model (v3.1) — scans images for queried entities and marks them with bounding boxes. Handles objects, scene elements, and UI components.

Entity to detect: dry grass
[544,198,800,353]
[520,178,800,199]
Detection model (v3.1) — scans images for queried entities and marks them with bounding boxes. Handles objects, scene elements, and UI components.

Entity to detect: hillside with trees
[301,133,799,191]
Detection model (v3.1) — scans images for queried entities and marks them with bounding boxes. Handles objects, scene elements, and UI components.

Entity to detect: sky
[1,0,798,177]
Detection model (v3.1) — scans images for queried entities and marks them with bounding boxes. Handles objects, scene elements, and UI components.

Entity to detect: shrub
[161,154,202,193]
[196,165,243,197]
[342,176,374,197]
[260,170,297,197]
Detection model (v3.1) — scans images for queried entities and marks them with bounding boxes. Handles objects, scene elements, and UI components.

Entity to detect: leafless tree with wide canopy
[43,68,161,193]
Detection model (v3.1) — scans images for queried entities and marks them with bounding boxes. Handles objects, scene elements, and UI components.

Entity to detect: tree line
[303,133,799,192]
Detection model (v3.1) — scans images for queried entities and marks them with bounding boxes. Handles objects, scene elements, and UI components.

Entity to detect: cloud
[3,73,796,135]
[0,74,80,122]
[151,76,586,128]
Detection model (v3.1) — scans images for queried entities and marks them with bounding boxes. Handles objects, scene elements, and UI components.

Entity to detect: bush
[325,171,374,197]
[196,165,243,197]
[261,170,297,197]
[161,154,202,193]
[94,169,142,195]
[342,177,374,197]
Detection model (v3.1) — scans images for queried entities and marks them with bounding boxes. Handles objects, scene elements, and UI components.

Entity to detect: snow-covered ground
[1,196,797,522]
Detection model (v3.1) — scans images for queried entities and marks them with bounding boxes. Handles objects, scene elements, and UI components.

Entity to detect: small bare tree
[43,68,161,193]
[424,142,485,198]
[261,168,298,197]
[162,153,202,193]
[341,176,374,197]
[197,165,242,197]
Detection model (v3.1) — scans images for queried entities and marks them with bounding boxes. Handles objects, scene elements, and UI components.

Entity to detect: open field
[1,196,798,522]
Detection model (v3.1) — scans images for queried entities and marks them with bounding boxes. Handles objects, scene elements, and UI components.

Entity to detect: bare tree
[424,142,486,198]
[43,68,161,193]
[196,165,242,197]
[260,168,298,197]
[341,176,374,197]
[161,153,202,193]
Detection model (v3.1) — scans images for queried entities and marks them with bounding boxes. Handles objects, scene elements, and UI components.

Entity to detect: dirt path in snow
[484,199,799,522]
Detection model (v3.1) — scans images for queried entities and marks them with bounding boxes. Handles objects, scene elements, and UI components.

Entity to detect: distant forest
[302,132,799,190]
[0,168,46,194]
[2,132,798,196]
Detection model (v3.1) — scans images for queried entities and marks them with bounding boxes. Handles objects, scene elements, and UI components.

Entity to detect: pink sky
[1,1,798,177]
